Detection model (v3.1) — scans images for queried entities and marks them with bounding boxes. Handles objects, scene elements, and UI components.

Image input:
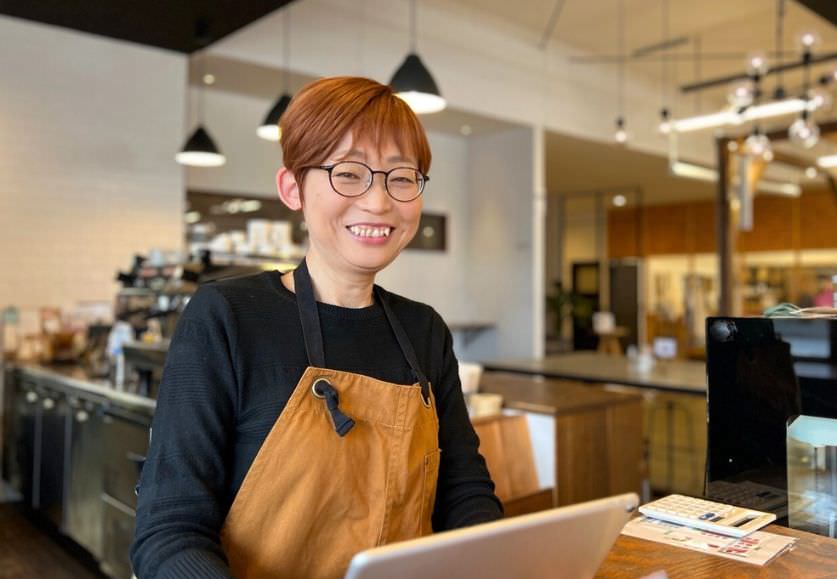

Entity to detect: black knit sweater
[130,271,503,578]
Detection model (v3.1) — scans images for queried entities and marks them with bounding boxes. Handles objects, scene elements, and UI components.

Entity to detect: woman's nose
[359,174,392,211]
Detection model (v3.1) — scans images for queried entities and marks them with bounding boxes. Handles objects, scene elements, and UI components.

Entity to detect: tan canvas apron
[220,259,440,579]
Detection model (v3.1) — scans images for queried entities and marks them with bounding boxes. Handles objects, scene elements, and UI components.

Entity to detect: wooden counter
[479,372,644,506]
[483,352,707,395]
[598,524,837,578]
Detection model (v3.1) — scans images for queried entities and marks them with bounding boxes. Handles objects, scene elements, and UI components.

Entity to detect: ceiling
[544,128,836,204]
[6,0,836,199]
[6,0,834,99]
[0,0,293,53]
[428,0,837,110]
[545,130,713,203]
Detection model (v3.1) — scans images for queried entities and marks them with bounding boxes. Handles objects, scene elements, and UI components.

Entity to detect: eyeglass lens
[329,161,423,201]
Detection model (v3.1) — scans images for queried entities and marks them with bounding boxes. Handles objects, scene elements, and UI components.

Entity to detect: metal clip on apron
[221,259,441,579]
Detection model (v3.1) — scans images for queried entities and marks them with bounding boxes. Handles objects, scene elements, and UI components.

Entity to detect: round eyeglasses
[306,161,428,202]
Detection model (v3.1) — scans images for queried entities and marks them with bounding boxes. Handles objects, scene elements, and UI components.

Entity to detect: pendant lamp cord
[197,50,205,125]
[282,7,291,92]
[693,35,701,113]
[660,0,668,113]
[410,0,417,53]
[193,17,210,127]
[617,0,625,119]
[775,0,785,95]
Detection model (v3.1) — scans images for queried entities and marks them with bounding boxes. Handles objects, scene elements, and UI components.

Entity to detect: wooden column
[716,137,733,316]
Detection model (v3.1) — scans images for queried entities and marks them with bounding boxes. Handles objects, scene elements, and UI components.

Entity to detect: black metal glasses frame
[305,161,429,202]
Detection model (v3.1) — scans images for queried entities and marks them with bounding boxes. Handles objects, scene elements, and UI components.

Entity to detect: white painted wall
[186,88,282,197]
[0,16,186,311]
[464,127,538,360]
[561,196,601,286]
[376,133,472,324]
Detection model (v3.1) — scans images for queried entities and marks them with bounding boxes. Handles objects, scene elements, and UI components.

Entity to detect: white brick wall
[0,16,186,312]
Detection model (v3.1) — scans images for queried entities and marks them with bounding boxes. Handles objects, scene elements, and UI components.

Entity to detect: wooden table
[479,373,644,506]
[483,352,707,396]
[597,524,837,578]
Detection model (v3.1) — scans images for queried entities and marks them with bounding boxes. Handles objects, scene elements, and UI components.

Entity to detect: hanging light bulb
[727,80,754,108]
[808,86,832,111]
[658,108,672,134]
[746,52,769,77]
[744,128,771,160]
[796,31,820,52]
[614,116,627,143]
[788,110,820,148]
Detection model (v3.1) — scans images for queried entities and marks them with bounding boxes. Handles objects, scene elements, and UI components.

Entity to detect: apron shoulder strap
[293,259,326,368]
[374,286,432,403]
[294,258,432,403]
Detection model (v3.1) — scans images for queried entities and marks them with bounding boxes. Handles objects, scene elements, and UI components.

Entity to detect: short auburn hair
[279,76,431,184]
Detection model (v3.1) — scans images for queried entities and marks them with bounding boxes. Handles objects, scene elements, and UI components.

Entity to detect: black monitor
[706,316,837,536]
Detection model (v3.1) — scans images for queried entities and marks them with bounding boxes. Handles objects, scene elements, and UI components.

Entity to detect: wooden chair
[471,413,554,517]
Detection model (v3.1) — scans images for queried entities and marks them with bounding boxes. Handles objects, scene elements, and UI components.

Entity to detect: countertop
[11,362,156,414]
[483,352,707,395]
[479,372,642,416]
[598,523,837,578]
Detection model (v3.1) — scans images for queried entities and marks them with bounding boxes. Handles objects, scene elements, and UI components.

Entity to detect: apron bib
[221,260,440,579]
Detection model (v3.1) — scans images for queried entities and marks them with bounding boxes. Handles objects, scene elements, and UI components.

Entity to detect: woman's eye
[335,171,361,180]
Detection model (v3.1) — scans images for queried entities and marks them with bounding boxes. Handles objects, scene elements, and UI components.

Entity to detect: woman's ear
[276,167,303,211]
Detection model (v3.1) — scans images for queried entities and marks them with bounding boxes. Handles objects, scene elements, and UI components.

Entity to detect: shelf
[448,322,495,347]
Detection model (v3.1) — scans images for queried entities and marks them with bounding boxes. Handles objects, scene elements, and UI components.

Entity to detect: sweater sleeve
[431,318,504,530]
[130,285,238,579]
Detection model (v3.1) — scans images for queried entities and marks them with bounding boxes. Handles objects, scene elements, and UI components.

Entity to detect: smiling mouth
[346,225,394,239]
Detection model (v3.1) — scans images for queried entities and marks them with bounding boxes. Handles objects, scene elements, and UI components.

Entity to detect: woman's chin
[342,248,401,274]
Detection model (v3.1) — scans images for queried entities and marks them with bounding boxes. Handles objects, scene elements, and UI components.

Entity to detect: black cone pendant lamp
[177,20,225,167]
[389,0,446,114]
[176,126,225,167]
[258,8,293,142]
[258,94,292,142]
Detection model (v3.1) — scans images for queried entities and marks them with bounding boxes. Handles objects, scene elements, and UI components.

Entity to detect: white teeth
[349,225,391,238]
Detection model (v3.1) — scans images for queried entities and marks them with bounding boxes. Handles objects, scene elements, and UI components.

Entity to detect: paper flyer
[621,516,798,566]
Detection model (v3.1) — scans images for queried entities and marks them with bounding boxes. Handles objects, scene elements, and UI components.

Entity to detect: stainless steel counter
[13,362,155,415]
[3,362,154,578]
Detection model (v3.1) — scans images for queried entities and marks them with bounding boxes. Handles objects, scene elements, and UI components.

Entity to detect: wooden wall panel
[604,190,837,257]
[689,201,716,253]
[737,196,795,252]
[607,207,640,258]
[641,204,690,255]
[800,190,837,249]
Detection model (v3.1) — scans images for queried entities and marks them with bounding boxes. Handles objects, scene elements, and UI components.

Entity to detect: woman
[131,76,503,579]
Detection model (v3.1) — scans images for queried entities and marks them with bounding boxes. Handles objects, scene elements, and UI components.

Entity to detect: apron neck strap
[375,285,431,402]
[293,259,431,402]
[294,258,326,368]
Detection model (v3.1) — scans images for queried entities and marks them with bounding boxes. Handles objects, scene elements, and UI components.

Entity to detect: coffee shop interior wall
[0,15,186,311]
[1,0,705,360]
